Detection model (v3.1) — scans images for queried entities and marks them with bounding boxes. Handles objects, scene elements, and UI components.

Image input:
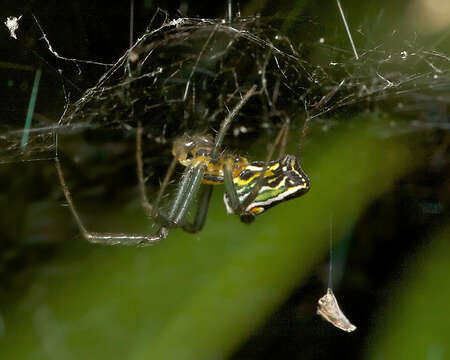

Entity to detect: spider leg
[223,159,243,213]
[55,157,168,246]
[210,85,257,159]
[136,120,175,226]
[167,85,257,228]
[168,165,205,225]
[183,184,213,233]
[206,85,259,217]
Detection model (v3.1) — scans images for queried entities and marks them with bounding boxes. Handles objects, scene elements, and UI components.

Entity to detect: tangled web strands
[61,13,450,139]
[61,15,312,146]
[2,12,449,163]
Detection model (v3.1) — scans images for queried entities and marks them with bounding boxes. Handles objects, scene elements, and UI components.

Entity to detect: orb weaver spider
[55,86,310,246]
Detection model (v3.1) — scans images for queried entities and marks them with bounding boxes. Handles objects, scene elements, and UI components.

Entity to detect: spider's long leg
[155,157,177,208]
[196,85,256,217]
[55,157,168,246]
[136,120,155,217]
[136,120,175,225]
[223,159,242,213]
[168,165,205,225]
[183,184,213,233]
[210,85,257,159]
[168,86,257,227]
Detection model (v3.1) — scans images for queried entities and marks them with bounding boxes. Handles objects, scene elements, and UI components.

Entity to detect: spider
[55,86,310,246]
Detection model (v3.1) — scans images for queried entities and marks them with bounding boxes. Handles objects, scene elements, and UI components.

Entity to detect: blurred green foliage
[368,225,450,360]
[0,128,412,359]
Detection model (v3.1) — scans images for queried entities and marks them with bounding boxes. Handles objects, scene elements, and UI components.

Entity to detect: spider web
[1,9,449,168]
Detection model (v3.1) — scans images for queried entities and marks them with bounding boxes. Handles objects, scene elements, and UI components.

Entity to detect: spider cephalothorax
[172,133,248,183]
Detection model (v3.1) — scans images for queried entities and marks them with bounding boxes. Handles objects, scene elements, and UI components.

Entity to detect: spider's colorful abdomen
[224,155,310,215]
